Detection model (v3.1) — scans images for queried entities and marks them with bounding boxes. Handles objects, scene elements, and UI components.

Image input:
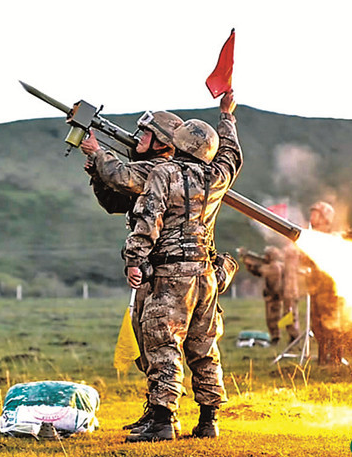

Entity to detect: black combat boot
[192,405,219,438]
[128,409,182,438]
[126,405,176,442]
[123,394,153,430]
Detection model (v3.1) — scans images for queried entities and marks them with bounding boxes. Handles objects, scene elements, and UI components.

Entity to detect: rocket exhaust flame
[295,229,352,306]
[223,191,352,309]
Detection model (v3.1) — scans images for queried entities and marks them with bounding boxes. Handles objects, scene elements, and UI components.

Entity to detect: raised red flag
[206,29,235,98]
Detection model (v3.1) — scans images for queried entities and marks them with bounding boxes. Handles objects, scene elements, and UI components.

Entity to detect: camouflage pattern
[137,111,183,146]
[242,249,284,341]
[213,252,239,294]
[282,244,301,340]
[124,112,242,410]
[303,201,344,365]
[305,202,339,363]
[124,113,242,265]
[85,150,176,374]
[304,257,343,365]
[173,119,219,164]
[90,174,133,214]
[84,153,133,214]
[93,149,173,198]
[142,267,227,411]
[265,297,283,341]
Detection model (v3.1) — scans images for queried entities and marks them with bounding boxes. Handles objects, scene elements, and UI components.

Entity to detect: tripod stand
[272,293,312,365]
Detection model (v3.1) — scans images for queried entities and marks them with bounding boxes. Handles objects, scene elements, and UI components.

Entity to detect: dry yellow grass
[1,382,352,456]
[1,297,352,456]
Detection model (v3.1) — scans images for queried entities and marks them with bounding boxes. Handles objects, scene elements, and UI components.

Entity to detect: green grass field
[1,295,352,456]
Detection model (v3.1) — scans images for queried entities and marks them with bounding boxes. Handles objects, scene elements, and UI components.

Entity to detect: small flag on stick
[278,311,294,329]
[114,289,140,375]
[206,28,235,98]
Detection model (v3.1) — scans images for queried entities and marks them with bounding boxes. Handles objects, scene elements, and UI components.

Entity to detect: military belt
[151,254,209,265]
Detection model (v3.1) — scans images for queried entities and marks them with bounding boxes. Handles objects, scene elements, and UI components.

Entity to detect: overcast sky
[2,0,352,125]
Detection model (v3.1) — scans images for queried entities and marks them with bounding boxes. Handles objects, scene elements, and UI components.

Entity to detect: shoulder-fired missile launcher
[20,81,302,243]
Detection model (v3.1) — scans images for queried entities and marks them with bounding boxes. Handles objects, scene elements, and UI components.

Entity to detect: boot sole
[126,424,176,442]
[126,432,175,443]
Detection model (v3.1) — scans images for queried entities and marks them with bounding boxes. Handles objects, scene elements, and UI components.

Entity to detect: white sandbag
[0,380,100,438]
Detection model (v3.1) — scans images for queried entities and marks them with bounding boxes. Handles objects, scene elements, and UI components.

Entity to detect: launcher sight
[19,81,138,157]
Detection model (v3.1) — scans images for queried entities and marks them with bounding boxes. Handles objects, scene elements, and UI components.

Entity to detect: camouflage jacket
[282,243,300,300]
[124,113,243,272]
[244,257,284,300]
[89,173,133,214]
[93,149,173,198]
[88,149,173,229]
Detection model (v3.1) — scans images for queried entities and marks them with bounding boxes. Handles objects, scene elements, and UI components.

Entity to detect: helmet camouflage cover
[172,119,219,164]
[310,201,335,224]
[137,110,183,147]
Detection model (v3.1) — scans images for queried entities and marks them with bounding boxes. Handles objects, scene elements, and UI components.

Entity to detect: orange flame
[296,229,352,306]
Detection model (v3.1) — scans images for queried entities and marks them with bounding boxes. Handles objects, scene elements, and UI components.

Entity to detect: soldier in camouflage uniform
[282,243,301,342]
[240,246,284,344]
[81,110,184,212]
[304,201,342,365]
[123,90,242,442]
[81,110,184,365]
[80,111,184,432]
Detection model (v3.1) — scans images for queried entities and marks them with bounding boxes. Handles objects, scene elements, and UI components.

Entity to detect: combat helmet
[137,110,183,147]
[310,201,335,225]
[172,119,219,164]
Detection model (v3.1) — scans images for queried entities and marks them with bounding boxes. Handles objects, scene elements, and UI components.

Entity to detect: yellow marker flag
[114,289,140,374]
[278,310,294,329]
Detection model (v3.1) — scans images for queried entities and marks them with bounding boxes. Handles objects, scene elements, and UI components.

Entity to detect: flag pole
[129,288,137,317]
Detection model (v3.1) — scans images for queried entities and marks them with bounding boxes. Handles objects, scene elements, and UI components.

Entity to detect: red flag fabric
[267,203,288,219]
[206,29,235,99]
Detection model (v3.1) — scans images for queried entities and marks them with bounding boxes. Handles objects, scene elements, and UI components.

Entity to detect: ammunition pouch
[213,252,238,294]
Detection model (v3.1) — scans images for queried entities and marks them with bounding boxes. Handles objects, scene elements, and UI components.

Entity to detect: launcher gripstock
[19,81,138,157]
[19,81,302,242]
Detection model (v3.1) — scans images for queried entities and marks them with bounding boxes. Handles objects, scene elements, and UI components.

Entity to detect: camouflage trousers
[283,297,300,340]
[140,269,227,412]
[264,297,283,340]
[310,293,342,365]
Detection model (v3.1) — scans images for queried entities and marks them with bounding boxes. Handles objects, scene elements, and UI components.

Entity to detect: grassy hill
[1,106,352,296]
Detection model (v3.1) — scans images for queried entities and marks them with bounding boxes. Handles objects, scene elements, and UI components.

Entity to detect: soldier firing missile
[20,81,302,243]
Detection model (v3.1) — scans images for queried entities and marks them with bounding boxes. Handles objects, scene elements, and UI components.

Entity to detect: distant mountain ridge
[0,105,351,295]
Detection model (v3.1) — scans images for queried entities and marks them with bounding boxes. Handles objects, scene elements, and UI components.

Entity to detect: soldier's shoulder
[152,160,180,172]
[129,158,155,169]
[146,161,178,182]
